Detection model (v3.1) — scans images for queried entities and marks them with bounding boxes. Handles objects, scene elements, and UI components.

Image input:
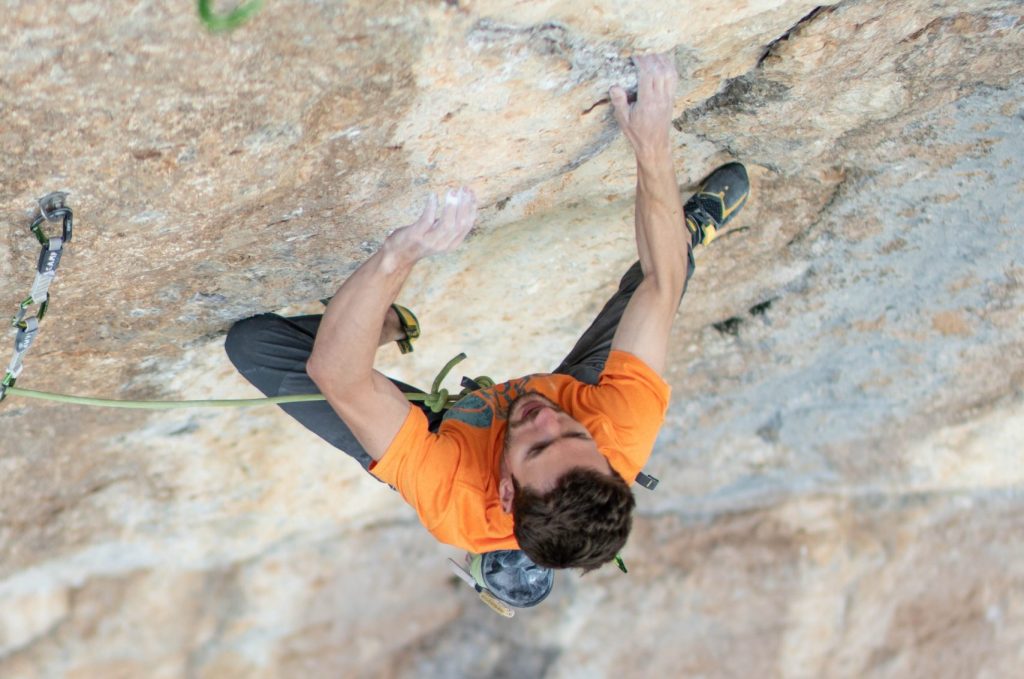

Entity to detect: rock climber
[225,53,749,601]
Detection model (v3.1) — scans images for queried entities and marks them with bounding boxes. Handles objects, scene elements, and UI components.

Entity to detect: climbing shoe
[320,299,420,354]
[684,161,750,248]
[391,303,420,354]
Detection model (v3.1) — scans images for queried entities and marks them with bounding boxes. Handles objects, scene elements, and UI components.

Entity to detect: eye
[568,432,591,442]
[525,444,546,459]
[524,431,592,460]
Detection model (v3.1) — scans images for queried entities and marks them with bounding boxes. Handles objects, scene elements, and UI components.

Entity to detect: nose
[533,406,560,433]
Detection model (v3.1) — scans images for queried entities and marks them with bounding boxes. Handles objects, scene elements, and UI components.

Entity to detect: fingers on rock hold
[609,86,629,122]
[427,193,439,221]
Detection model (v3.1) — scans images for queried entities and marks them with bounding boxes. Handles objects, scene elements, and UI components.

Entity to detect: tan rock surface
[1,0,1022,677]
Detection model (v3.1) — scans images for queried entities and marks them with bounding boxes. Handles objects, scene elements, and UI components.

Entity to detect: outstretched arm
[608,54,686,374]
[307,188,478,460]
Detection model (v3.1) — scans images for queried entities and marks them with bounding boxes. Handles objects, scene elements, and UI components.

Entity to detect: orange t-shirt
[370,350,670,553]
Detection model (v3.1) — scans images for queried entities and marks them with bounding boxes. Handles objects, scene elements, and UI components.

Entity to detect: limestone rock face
[2,1,1022,677]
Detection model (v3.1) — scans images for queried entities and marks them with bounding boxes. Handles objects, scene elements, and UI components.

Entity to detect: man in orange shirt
[226,54,748,601]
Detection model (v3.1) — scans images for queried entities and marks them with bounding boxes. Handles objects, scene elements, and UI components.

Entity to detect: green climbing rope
[2,353,489,412]
[3,387,322,410]
[422,352,467,413]
[198,0,264,32]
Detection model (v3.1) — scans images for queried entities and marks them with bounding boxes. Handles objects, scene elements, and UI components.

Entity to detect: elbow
[307,355,347,398]
[306,354,327,388]
[306,353,365,395]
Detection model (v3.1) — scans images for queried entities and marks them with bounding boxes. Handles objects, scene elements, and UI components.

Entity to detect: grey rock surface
[1,1,1022,677]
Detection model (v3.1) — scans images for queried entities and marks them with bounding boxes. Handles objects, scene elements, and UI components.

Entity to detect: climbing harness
[1,193,73,404]
[197,0,264,32]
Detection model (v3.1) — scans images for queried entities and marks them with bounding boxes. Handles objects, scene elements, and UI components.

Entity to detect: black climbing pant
[224,252,694,472]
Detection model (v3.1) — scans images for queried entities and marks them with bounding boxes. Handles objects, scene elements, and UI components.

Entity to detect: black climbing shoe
[391,303,420,354]
[684,161,750,248]
[319,299,420,354]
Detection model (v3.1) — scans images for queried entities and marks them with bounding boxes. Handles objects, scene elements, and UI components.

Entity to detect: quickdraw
[1,193,73,403]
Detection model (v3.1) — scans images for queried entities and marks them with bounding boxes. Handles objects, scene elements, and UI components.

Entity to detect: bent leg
[553,247,695,384]
[225,313,440,472]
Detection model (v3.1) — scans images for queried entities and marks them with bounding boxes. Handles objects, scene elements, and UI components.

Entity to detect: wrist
[635,146,674,169]
[635,152,677,186]
[380,238,418,274]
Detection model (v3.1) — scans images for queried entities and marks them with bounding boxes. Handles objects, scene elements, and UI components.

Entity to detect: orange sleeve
[370,406,462,534]
[594,350,672,472]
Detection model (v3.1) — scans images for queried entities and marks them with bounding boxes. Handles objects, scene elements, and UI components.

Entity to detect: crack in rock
[757,4,837,67]
[673,3,840,130]
[466,19,634,92]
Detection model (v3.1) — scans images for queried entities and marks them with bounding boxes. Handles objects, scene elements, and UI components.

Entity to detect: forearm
[634,150,688,293]
[308,241,414,390]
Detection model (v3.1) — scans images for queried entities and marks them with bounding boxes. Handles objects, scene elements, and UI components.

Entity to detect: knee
[224,313,283,364]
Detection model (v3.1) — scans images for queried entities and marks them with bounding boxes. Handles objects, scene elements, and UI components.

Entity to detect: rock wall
[1,1,1022,677]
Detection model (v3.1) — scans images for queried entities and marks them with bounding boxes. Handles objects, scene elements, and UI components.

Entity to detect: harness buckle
[460,376,483,391]
[635,471,659,490]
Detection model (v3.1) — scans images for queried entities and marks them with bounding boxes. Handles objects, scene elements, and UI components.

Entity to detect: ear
[499,476,515,514]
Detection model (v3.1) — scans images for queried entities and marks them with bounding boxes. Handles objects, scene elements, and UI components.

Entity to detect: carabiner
[29,192,73,245]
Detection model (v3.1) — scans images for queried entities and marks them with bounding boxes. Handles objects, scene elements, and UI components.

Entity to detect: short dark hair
[512,467,636,572]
